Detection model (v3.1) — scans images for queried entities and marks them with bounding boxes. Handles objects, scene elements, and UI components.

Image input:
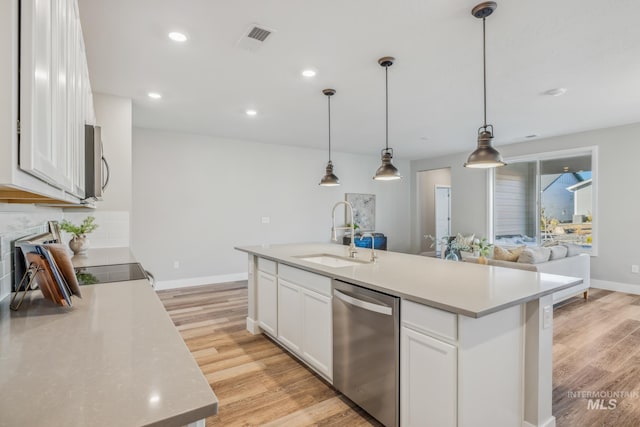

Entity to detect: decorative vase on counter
[444,251,459,261]
[478,255,489,265]
[69,235,89,255]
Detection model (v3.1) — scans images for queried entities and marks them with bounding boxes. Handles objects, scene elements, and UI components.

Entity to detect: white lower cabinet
[277,277,303,353]
[270,263,333,381]
[257,270,278,336]
[301,288,332,378]
[401,326,457,427]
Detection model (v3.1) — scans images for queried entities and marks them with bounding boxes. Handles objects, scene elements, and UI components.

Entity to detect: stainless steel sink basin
[295,254,367,268]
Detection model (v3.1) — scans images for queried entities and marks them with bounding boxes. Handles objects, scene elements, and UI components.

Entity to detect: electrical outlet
[261,216,270,224]
[632,265,639,274]
[543,305,552,329]
[173,261,180,269]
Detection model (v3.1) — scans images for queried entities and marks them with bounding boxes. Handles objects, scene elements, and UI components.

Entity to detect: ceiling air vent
[236,24,275,52]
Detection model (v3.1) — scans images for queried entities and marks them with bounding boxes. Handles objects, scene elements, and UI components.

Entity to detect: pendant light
[464,2,506,169]
[319,88,340,186]
[374,57,401,181]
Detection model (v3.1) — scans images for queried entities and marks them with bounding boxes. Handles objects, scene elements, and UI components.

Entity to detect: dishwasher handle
[334,289,393,316]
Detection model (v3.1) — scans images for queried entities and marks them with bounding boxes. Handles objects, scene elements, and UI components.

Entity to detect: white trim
[522,416,556,427]
[246,317,261,335]
[154,272,248,291]
[591,279,640,295]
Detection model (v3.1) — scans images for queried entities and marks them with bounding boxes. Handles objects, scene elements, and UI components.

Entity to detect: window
[491,148,596,254]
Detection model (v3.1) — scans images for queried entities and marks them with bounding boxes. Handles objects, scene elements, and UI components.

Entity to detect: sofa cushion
[563,244,583,257]
[493,245,525,262]
[518,247,552,264]
[549,245,568,260]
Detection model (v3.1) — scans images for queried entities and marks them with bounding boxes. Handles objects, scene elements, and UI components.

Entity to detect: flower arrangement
[472,237,493,257]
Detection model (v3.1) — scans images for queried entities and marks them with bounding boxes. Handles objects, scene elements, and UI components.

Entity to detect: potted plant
[59,216,98,255]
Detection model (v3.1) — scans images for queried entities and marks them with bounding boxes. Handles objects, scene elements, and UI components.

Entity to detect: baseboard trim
[155,272,248,291]
[523,416,556,427]
[246,317,261,335]
[591,279,640,295]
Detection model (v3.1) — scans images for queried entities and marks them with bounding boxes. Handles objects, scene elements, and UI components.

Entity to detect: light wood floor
[158,282,380,426]
[159,284,640,426]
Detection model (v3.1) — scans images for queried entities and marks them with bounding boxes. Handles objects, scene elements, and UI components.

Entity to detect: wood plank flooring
[159,283,640,426]
[158,282,380,426]
[553,289,640,426]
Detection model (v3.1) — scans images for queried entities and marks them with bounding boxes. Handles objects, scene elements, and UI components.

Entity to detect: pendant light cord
[385,65,389,151]
[482,17,487,129]
[327,95,332,162]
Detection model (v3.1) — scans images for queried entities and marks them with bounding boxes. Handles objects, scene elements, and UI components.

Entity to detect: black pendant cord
[327,95,332,162]
[482,17,487,129]
[385,65,389,151]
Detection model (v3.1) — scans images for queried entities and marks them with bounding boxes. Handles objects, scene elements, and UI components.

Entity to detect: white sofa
[463,253,590,304]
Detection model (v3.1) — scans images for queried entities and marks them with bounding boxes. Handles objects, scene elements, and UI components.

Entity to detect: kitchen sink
[295,254,368,268]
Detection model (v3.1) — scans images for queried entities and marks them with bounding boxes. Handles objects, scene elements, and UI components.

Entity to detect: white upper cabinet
[18,0,91,199]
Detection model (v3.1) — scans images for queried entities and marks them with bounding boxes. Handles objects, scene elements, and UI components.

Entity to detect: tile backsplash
[0,205,130,301]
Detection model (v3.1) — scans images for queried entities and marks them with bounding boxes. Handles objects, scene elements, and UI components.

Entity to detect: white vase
[69,235,89,255]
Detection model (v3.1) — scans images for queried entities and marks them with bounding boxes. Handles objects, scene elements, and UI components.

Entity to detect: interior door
[435,185,451,246]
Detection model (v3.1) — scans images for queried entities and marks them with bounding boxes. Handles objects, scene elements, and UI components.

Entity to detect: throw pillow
[518,247,552,264]
[493,245,525,262]
[549,245,568,260]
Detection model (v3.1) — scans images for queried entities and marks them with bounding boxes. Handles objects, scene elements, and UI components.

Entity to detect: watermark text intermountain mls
[567,390,640,410]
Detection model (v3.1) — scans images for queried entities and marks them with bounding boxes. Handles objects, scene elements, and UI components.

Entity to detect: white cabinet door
[301,289,332,380]
[257,271,277,336]
[277,278,303,354]
[401,326,457,427]
[20,0,59,185]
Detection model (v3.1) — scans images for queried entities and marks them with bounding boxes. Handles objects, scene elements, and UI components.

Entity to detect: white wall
[132,127,411,286]
[410,122,640,289]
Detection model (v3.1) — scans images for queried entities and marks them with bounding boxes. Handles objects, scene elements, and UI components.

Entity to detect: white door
[301,289,332,380]
[277,278,303,354]
[257,271,277,336]
[435,185,451,244]
[401,326,457,427]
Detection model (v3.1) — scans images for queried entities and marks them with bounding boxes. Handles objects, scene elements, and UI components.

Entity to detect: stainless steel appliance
[333,279,400,427]
[84,124,110,201]
[75,263,148,285]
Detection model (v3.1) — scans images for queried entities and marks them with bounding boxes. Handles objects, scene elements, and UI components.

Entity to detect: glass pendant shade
[374,149,401,180]
[320,161,340,186]
[464,128,505,168]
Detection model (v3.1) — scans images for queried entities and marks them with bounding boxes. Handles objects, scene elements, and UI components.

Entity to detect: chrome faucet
[360,232,377,263]
[331,201,357,258]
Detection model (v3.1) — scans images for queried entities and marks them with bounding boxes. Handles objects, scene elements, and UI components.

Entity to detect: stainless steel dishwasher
[333,279,399,427]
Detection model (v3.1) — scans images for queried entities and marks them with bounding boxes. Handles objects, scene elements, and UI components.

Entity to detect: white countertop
[0,248,218,427]
[236,243,583,318]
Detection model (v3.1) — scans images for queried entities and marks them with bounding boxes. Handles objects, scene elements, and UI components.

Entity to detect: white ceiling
[78,0,640,160]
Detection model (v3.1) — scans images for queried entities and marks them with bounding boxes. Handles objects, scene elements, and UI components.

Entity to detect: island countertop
[0,248,218,427]
[235,243,583,318]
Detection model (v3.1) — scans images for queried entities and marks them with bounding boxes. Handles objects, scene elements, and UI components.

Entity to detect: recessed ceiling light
[525,134,539,138]
[147,92,162,99]
[543,88,568,97]
[168,32,188,42]
[246,109,257,116]
[301,69,316,77]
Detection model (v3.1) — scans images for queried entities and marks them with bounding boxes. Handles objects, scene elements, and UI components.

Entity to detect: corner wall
[132,127,411,288]
[410,122,640,289]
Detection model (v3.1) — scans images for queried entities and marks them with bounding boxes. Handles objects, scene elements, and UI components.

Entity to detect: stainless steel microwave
[84,125,109,201]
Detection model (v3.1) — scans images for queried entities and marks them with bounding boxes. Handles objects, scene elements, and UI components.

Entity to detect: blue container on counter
[343,233,387,250]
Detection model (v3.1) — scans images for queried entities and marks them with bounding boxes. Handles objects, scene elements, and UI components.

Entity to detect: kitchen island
[236,243,581,427]
[0,248,218,427]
